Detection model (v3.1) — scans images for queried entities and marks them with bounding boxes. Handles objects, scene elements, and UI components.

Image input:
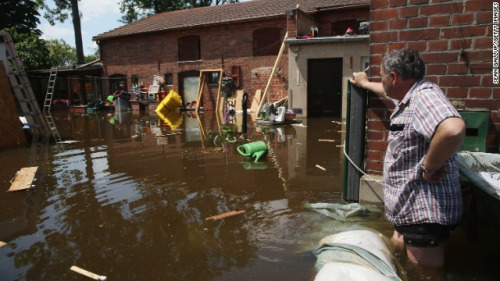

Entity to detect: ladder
[43,67,57,113]
[42,67,62,143]
[0,31,51,141]
[44,112,62,143]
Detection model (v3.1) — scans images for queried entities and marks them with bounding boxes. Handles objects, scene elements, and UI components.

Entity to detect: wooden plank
[256,31,288,114]
[251,89,262,113]
[8,167,38,192]
[194,72,206,114]
[316,164,326,171]
[234,90,244,111]
[70,266,107,280]
[205,210,245,221]
[195,69,223,114]
[214,69,224,112]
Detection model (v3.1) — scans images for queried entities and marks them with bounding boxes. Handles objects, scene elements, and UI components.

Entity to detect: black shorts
[395,223,457,247]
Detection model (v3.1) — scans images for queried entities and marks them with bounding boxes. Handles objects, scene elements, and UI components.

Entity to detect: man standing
[350,49,466,268]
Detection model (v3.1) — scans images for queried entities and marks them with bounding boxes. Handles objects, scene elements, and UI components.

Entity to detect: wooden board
[234,90,244,111]
[8,167,38,192]
[250,89,262,113]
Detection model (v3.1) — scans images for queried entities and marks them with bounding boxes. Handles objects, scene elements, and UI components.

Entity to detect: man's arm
[422,117,466,182]
[349,72,387,99]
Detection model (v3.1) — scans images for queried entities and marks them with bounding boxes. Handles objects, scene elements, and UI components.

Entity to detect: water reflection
[3,111,497,281]
[0,110,353,280]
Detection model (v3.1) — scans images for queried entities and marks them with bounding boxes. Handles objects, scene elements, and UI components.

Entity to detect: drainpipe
[242,91,248,134]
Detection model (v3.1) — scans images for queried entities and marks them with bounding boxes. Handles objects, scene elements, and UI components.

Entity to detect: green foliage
[38,0,85,63]
[3,28,52,71]
[0,0,42,35]
[46,39,77,66]
[37,0,73,25]
[119,0,239,24]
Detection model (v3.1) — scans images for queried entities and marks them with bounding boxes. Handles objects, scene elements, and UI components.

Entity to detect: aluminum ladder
[1,31,51,141]
[42,67,62,143]
[43,67,57,113]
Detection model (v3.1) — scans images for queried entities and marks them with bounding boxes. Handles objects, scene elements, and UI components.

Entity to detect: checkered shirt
[383,79,463,226]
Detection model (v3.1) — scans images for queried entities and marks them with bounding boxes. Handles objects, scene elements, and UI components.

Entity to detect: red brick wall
[99,18,289,108]
[367,0,497,174]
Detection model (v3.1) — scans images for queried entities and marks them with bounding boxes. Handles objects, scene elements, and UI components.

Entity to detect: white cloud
[80,0,121,23]
[39,22,74,42]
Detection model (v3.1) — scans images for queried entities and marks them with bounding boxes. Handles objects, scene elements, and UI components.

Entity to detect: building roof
[93,0,369,42]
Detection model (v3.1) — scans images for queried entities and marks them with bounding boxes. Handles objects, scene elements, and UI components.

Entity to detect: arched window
[253,28,281,56]
[178,35,200,61]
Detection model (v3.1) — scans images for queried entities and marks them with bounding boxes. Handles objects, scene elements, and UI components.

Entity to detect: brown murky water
[0,111,498,281]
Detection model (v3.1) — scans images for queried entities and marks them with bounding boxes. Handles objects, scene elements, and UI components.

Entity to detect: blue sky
[38,0,124,55]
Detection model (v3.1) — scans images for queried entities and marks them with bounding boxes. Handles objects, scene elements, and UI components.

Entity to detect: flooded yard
[0,110,498,280]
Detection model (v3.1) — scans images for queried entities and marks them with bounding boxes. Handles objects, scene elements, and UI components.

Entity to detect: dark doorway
[307,58,343,117]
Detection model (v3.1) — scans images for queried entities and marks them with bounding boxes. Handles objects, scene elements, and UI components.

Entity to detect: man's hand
[421,167,447,183]
[349,72,370,88]
[349,71,386,97]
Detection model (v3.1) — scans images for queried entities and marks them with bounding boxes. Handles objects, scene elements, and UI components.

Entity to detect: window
[178,35,200,61]
[165,73,174,86]
[253,28,281,56]
[209,72,220,84]
[131,75,140,92]
[109,74,127,92]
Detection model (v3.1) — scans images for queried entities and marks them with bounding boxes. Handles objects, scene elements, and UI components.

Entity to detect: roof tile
[94,0,369,41]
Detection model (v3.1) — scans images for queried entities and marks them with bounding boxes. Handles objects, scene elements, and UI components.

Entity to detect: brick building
[93,0,370,112]
[365,0,498,175]
[93,0,497,178]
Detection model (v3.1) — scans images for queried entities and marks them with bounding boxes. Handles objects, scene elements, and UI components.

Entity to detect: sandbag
[314,230,401,281]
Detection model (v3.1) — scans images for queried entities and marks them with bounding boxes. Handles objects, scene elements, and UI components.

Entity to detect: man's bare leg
[392,230,447,280]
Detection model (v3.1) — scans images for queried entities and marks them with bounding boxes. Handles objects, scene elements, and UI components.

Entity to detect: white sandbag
[314,230,400,281]
[315,263,393,281]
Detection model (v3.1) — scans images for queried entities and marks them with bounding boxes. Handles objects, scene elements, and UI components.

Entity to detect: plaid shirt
[383,79,463,226]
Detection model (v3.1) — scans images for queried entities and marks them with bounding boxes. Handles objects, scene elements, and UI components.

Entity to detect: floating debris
[316,164,326,171]
[318,139,336,143]
[205,210,246,221]
[70,266,107,281]
[58,140,80,144]
[8,167,38,192]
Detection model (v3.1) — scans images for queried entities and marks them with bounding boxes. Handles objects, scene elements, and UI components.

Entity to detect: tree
[39,0,84,65]
[46,39,77,66]
[119,0,239,24]
[0,0,42,35]
[4,28,52,71]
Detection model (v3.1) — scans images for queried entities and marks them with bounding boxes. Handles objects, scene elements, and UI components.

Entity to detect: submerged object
[237,141,268,162]
[113,91,131,111]
[156,90,182,113]
[314,230,400,281]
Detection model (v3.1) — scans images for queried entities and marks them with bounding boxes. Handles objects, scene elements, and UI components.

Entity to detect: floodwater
[0,110,498,281]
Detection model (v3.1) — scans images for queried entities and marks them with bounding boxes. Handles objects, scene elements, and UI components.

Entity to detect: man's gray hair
[382,49,425,80]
